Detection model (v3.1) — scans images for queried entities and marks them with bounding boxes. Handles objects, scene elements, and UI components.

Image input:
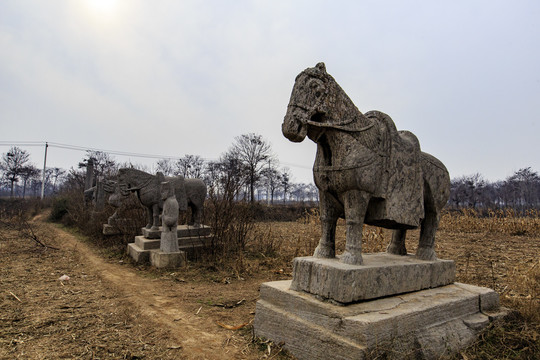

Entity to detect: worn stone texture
[281,62,451,264]
[102,224,121,236]
[142,224,212,240]
[127,242,150,263]
[254,280,508,360]
[127,231,213,264]
[117,168,206,230]
[290,255,455,303]
[133,234,213,251]
[149,250,186,268]
[160,181,180,253]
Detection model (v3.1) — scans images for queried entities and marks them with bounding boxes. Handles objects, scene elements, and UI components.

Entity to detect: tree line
[3,137,539,212]
[0,133,318,204]
[449,168,540,212]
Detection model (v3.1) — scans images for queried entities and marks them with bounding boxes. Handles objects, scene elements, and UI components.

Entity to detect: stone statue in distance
[160,181,180,253]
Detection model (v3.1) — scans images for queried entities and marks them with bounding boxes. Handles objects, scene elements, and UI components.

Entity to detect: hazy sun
[85,0,118,16]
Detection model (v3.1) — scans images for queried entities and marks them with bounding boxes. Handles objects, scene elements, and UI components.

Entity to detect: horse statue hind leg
[387,152,451,260]
[184,178,207,228]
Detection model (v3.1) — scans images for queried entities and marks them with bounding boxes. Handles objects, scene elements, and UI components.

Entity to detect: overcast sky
[1,0,539,184]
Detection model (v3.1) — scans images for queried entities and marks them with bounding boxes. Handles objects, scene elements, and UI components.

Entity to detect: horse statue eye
[315,91,322,98]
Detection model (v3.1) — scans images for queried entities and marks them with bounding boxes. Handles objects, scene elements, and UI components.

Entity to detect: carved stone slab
[127,235,212,263]
[142,224,212,239]
[290,254,455,304]
[150,250,186,268]
[134,235,213,251]
[254,280,507,360]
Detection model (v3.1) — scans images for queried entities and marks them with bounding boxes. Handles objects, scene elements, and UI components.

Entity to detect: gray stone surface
[127,242,150,263]
[149,250,186,268]
[282,62,451,265]
[134,234,213,251]
[254,280,508,360]
[102,223,121,236]
[117,168,207,230]
[128,232,213,264]
[141,224,212,239]
[159,181,180,253]
[290,254,455,303]
[103,179,138,228]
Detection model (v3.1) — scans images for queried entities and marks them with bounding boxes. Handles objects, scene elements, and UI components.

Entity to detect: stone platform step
[127,235,213,264]
[134,235,213,251]
[291,254,455,303]
[254,280,508,360]
[141,224,212,239]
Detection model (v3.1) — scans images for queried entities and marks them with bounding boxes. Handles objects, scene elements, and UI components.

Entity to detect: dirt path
[51,224,236,359]
[1,217,274,359]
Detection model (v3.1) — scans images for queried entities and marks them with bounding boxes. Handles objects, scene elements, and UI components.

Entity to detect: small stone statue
[160,181,179,253]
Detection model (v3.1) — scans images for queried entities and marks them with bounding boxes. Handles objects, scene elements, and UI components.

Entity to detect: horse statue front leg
[341,190,370,266]
[151,203,160,231]
[313,191,339,259]
[144,205,153,229]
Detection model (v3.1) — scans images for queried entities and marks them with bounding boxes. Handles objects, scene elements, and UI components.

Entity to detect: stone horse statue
[282,63,450,265]
[117,168,207,230]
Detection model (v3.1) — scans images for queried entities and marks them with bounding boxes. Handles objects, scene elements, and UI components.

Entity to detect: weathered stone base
[142,224,212,239]
[127,233,213,264]
[254,280,508,360]
[103,224,121,235]
[150,250,186,268]
[291,254,455,303]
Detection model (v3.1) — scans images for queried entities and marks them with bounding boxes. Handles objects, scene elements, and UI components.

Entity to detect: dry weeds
[1,208,539,359]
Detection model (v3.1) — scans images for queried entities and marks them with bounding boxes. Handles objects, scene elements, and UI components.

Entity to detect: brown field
[1,210,539,359]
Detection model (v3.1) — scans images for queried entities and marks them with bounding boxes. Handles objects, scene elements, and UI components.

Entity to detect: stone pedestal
[254,255,507,359]
[291,254,455,303]
[142,225,212,239]
[127,225,213,264]
[150,250,186,268]
[254,280,507,360]
[102,224,121,235]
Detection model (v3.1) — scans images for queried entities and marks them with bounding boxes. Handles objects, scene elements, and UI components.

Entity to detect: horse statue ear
[316,62,326,73]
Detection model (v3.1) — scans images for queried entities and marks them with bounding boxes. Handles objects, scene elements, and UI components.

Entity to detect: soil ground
[1,214,539,359]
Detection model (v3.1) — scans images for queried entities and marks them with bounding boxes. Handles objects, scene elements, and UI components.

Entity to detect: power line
[0,140,313,170]
[0,141,46,147]
[0,141,200,161]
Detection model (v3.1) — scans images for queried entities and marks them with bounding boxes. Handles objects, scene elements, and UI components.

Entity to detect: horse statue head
[282,62,372,143]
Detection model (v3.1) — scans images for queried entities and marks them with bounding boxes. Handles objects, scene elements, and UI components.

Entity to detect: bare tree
[449,173,486,209]
[176,154,205,178]
[1,147,31,198]
[205,151,245,201]
[50,167,66,194]
[79,151,117,179]
[156,159,176,176]
[229,133,273,204]
[505,167,540,211]
[261,164,281,204]
[20,165,40,198]
[280,168,291,203]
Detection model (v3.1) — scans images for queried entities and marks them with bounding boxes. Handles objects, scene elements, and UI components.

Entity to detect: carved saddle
[366,111,424,228]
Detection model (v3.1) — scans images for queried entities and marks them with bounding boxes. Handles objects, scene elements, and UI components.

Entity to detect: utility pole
[40,142,48,199]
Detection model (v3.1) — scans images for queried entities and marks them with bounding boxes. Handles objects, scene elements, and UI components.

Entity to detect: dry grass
[440,208,540,237]
[248,209,540,359]
[2,205,538,359]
